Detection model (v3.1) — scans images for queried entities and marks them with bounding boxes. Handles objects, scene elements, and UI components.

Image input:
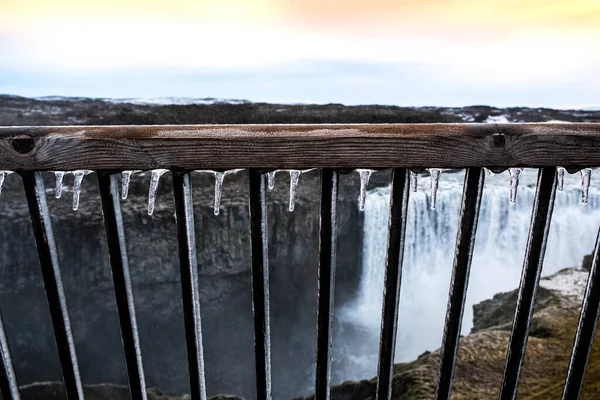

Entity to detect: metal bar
[561,226,600,399]
[172,172,208,400]
[375,168,410,400]
[2,124,600,171]
[21,171,84,400]
[248,170,272,400]
[315,169,339,400]
[435,167,485,400]
[499,167,557,400]
[97,172,147,400]
[0,311,20,400]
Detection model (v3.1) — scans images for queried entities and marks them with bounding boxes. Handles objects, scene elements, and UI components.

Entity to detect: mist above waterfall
[335,168,600,384]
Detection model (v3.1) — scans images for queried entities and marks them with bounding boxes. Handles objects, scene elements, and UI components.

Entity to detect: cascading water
[338,169,600,383]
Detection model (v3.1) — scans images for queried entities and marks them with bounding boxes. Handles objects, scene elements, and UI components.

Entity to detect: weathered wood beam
[0,123,599,170]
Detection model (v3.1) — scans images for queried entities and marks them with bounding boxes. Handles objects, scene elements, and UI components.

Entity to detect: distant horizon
[2,92,599,112]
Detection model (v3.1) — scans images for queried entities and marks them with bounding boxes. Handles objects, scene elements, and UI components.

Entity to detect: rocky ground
[2,95,600,125]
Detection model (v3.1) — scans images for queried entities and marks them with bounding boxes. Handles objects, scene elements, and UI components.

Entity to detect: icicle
[148,169,168,215]
[486,168,497,176]
[428,168,442,210]
[508,168,523,204]
[214,169,243,216]
[557,167,566,192]
[356,169,375,211]
[121,170,136,200]
[213,172,225,216]
[54,171,66,199]
[410,171,418,192]
[72,170,92,211]
[288,170,301,212]
[268,171,276,190]
[0,171,12,196]
[580,168,592,205]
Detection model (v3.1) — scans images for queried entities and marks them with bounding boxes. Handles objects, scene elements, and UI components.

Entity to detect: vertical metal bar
[561,226,600,399]
[499,167,557,400]
[375,168,410,400]
[0,311,20,400]
[97,172,147,400]
[315,169,339,400]
[173,172,208,400]
[248,169,272,400]
[21,172,84,400]
[435,168,485,400]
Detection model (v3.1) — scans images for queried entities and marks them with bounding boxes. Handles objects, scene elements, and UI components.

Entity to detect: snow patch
[484,115,510,123]
[103,97,250,106]
[540,268,588,302]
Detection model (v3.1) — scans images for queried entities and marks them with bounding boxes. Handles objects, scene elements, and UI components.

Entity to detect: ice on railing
[356,169,375,212]
[410,171,418,193]
[509,168,523,204]
[72,170,92,211]
[121,170,141,200]
[147,169,168,215]
[32,166,600,216]
[213,169,243,215]
[288,170,301,212]
[0,171,13,195]
[557,167,566,192]
[265,169,315,212]
[213,172,226,216]
[54,171,66,199]
[267,171,276,190]
[428,168,442,210]
[194,169,244,215]
[581,168,592,205]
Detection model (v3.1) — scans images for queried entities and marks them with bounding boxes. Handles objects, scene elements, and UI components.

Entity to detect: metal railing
[0,123,600,400]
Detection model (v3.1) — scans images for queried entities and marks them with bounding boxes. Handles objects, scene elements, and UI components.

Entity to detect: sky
[1,0,599,107]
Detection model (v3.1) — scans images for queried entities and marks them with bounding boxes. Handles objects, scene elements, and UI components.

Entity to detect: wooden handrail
[0,123,599,170]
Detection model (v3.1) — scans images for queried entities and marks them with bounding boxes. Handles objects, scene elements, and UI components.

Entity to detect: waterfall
[339,169,600,382]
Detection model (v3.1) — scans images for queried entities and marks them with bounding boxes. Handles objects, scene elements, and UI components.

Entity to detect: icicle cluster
[266,169,315,212]
[52,170,92,210]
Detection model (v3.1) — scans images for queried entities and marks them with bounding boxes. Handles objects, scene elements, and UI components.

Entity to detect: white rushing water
[341,168,600,381]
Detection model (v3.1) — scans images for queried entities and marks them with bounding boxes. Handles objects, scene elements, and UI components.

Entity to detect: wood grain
[0,123,599,171]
